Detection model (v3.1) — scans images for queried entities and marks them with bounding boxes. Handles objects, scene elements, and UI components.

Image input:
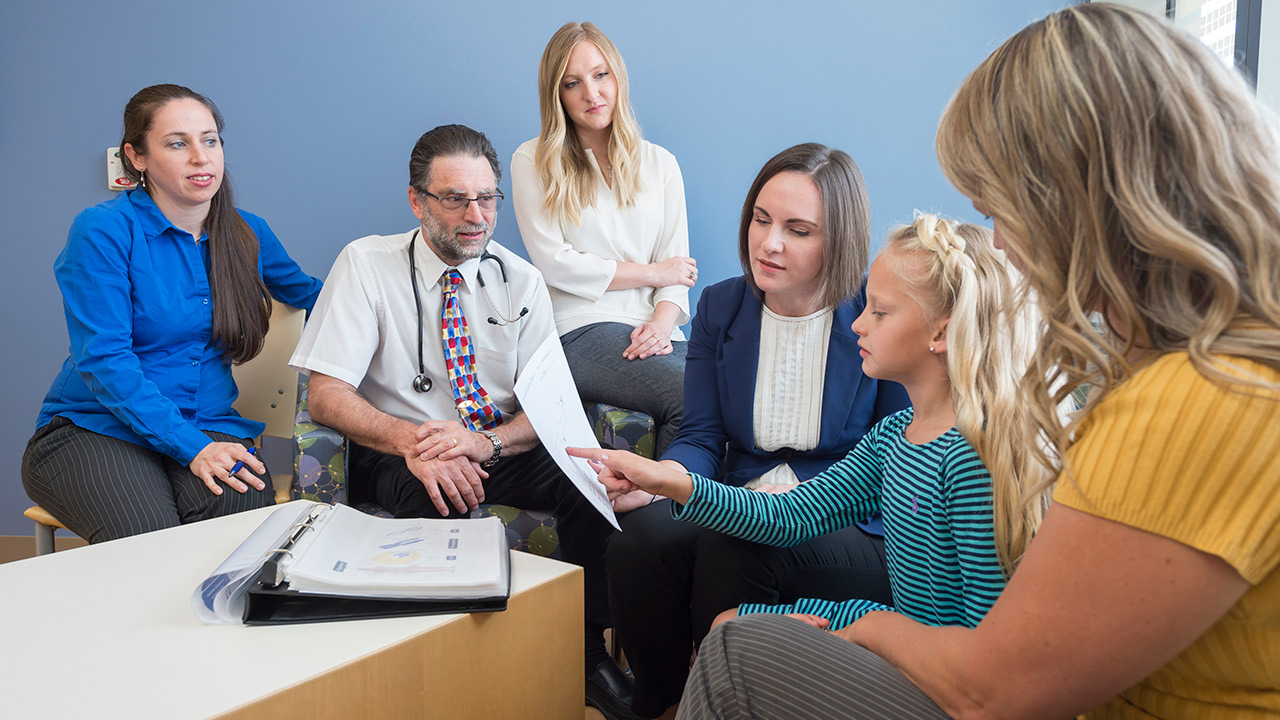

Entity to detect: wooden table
[0,502,584,719]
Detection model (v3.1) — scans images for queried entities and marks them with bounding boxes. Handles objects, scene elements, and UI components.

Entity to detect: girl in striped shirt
[571,213,1049,635]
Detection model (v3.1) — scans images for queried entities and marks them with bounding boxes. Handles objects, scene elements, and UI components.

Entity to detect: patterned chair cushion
[292,376,348,506]
[585,402,657,459]
[291,378,658,560]
[473,504,560,557]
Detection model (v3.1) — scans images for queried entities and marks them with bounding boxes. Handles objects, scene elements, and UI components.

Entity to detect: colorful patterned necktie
[440,268,502,430]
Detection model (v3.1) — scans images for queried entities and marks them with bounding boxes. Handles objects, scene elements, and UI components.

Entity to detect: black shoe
[586,659,643,720]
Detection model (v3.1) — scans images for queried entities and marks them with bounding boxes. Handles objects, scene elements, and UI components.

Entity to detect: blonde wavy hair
[886,214,1046,575]
[535,22,644,224]
[937,4,1280,490]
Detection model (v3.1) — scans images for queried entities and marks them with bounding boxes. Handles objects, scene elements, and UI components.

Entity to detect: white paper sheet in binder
[283,504,507,598]
[514,334,621,531]
[192,501,510,624]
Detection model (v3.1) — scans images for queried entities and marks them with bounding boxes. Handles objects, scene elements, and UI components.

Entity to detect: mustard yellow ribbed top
[1054,352,1280,720]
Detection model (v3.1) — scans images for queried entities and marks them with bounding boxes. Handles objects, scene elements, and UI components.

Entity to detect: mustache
[456,222,489,236]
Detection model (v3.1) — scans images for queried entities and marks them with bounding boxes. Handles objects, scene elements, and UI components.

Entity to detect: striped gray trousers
[22,416,272,543]
[677,614,951,719]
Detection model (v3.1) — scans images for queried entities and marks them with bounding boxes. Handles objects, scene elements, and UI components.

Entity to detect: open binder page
[191,501,320,624]
[283,503,509,599]
[514,334,621,531]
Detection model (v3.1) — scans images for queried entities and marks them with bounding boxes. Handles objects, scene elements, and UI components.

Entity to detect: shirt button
[202,298,210,305]
[191,361,198,366]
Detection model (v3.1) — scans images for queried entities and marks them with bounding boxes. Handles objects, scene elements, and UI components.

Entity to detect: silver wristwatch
[478,429,501,468]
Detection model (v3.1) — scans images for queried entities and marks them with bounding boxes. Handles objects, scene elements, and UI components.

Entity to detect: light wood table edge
[213,563,585,720]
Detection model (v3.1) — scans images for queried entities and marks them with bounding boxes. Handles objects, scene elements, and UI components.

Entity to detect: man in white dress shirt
[291,125,636,719]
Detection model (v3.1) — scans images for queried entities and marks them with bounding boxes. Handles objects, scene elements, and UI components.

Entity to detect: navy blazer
[663,276,910,492]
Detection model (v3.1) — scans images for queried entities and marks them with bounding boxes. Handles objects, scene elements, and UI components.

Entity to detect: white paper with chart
[283,503,509,598]
[514,334,621,531]
[192,501,511,624]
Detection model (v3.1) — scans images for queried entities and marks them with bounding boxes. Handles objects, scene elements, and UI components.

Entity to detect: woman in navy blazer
[662,276,908,488]
[605,144,910,720]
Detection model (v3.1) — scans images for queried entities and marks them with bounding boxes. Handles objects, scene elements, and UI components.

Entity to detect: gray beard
[421,211,493,265]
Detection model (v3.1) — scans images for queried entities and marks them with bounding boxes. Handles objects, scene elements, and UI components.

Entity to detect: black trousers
[350,441,615,630]
[608,499,893,718]
[22,416,271,543]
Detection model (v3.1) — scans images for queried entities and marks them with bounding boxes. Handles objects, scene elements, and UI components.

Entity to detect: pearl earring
[929,346,936,354]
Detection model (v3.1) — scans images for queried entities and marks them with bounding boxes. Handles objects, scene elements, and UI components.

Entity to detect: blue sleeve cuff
[163,423,215,466]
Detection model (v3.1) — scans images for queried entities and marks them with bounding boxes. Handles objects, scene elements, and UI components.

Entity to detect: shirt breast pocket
[472,330,519,387]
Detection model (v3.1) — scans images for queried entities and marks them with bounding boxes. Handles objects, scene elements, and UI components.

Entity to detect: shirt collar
[410,229,484,293]
[126,188,209,243]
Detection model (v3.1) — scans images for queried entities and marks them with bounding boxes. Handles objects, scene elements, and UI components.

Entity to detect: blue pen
[229,446,257,476]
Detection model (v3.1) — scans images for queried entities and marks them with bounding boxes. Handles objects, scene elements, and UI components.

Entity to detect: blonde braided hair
[887,214,1048,575]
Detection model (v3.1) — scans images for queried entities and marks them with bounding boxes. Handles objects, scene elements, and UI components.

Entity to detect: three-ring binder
[259,504,329,588]
[228,502,511,626]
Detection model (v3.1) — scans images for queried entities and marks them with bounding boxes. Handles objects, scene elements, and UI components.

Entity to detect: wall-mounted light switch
[108,147,136,191]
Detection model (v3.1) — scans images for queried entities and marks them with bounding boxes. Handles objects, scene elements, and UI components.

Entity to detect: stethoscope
[409,229,529,393]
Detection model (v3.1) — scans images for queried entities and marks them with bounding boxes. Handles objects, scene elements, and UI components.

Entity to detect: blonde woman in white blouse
[512,21,695,457]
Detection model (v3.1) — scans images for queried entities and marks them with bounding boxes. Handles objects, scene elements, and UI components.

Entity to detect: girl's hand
[566,447,695,504]
[189,441,266,495]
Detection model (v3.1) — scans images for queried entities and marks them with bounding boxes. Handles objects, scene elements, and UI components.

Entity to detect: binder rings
[192,501,511,626]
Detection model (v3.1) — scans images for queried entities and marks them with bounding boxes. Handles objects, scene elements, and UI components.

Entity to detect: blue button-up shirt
[36,189,323,464]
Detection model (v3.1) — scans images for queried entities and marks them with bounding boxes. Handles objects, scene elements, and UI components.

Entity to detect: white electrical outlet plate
[107,147,136,191]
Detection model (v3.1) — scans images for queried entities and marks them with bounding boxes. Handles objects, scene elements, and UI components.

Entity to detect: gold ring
[451,438,458,447]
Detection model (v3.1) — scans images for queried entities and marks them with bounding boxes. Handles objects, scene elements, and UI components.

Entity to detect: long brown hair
[936,5,1280,486]
[120,84,270,364]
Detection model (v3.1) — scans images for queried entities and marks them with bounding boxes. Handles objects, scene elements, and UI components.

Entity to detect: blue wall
[0,0,1064,536]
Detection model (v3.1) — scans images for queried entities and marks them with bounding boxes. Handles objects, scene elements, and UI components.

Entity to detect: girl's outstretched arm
[567,447,695,504]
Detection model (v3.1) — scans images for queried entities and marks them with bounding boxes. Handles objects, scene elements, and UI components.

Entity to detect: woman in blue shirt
[21,84,322,543]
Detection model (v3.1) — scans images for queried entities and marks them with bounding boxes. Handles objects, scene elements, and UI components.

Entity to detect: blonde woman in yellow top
[674,5,1280,720]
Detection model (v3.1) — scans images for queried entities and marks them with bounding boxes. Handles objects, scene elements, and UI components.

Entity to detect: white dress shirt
[290,229,557,425]
[511,137,691,338]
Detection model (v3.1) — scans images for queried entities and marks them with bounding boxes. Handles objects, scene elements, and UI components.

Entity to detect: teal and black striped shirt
[674,408,1005,630]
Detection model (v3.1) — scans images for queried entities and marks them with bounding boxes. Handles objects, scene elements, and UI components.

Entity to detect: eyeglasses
[420,190,505,212]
